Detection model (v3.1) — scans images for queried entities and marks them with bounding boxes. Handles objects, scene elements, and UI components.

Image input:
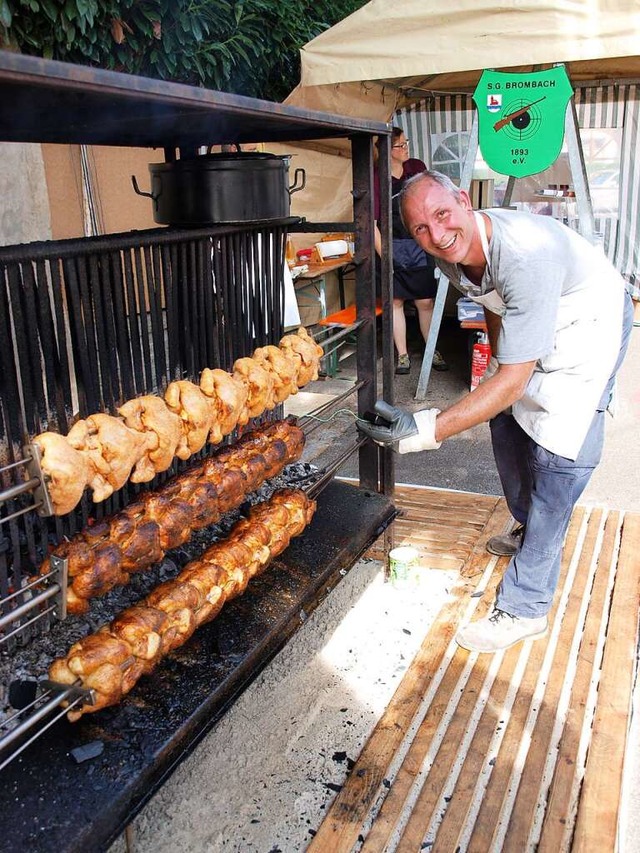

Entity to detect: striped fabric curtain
[397,86,639,280]
[397,95,474,182]
[397,94,479,168]
[575,84,640,280]
[396,99,432,165]
[427,94,475,136]
[573,86,623,264]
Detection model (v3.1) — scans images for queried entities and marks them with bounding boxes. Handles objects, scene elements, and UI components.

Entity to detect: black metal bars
[0,221,288,647]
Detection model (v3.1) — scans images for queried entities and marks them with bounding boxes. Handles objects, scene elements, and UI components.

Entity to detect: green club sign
[472,67,574,177]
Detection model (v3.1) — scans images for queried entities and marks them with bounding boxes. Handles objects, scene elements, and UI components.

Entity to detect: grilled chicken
[111,605,168,662]
[39,419,305,613]
[66,413,149,502]
[50,488,316,721]
[232,356,276,419]
[32,324,322,515]
[199,368,250,441]
[279,326,324,386]
[31,432,90,515]
[118,395,183,481]
[164,380,214,459]
[253,344,299,403]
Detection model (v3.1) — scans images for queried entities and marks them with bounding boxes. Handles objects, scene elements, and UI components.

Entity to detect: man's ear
[458,188,473,211]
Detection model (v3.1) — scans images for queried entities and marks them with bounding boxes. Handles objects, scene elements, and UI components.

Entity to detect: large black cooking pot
[131,152,305,226]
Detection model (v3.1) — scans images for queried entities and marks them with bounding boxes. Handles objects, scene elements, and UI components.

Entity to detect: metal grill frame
[0,219,291,649]
[0,52,396,791]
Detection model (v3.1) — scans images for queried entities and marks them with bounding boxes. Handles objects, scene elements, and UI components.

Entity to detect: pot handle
[288,168,306,196]
[131,175,160,205]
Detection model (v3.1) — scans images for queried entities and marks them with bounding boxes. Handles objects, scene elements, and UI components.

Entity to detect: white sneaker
[455,608,548,653]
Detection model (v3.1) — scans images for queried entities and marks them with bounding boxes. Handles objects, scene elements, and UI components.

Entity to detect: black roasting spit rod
[0,556,68,649]
[296,378,364,437]
[0,455,45,521]
[0,682,93,772]
[305,436,368,501]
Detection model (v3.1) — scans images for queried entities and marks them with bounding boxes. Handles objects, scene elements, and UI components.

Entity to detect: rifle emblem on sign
[473,67,573,177]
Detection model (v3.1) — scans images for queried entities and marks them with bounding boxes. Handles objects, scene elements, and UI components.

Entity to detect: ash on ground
[0,461,320,725]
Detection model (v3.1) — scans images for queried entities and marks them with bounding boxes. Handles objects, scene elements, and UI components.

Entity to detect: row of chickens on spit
[43,420,316,720]
[32,326,323,515]
[48,422,316,720]
[25,328,325,720]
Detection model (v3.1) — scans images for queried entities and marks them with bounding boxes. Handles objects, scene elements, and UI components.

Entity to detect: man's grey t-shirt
[437,209,625,459]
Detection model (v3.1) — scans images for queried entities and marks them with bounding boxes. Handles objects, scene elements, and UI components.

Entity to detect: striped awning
[397,85,639,282]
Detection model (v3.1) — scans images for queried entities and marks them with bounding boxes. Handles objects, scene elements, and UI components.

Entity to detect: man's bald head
[400,170,464,227]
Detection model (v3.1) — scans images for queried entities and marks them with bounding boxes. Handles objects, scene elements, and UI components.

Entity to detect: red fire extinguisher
[470,332,491,391]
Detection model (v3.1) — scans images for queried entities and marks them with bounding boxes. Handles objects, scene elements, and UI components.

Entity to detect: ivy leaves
[0,0,367,101]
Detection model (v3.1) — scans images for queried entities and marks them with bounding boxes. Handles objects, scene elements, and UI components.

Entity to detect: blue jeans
[490,291,634,618]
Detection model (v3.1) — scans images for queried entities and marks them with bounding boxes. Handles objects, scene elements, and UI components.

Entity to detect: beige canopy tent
[281,0,640,223]
[289,0,640,113]
[279,0,640,397]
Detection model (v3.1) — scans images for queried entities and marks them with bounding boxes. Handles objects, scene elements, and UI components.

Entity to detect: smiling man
[359,170,633,653]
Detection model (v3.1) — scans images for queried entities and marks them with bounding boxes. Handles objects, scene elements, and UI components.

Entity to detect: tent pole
[565,100,596,243]
[415,113,478,401]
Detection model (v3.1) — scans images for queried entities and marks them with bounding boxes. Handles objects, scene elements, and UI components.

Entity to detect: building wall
[0,142,52,246]
[40,144,84,240]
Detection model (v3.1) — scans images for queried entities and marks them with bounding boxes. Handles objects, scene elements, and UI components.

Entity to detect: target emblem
[473,68,573,177]
[494,97,545,141]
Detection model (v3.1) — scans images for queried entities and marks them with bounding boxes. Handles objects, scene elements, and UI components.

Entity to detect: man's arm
[434,360,536,442]
[359,360,536,452]
[483,307,502,355]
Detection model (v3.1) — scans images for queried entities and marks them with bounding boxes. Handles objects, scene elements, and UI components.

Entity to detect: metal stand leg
[415,271,449,401]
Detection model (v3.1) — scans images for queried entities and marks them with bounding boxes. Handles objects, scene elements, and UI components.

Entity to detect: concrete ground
[115,311,640,852]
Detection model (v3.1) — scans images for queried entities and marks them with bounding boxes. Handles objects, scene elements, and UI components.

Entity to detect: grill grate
[0,220,290,648]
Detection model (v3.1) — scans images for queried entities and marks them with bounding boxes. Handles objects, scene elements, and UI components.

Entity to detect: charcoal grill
[0,51,396,852]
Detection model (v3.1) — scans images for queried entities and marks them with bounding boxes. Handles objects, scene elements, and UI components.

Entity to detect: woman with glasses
[374,126,447,375]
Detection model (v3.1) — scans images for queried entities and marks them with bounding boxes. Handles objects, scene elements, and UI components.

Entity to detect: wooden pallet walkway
[311,486,640,852]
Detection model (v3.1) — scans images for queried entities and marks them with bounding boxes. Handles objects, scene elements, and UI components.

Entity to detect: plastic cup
[388,546,420,587]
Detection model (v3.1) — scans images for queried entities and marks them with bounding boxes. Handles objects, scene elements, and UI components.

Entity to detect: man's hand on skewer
[357,401,441,453]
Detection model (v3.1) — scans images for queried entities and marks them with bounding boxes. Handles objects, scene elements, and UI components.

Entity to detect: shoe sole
[485,543,519,557]
[395,368,410,375]
[432,364,448,371]
[455,625,548,653]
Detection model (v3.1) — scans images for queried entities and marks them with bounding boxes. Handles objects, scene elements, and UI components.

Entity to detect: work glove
[357,401,441,454]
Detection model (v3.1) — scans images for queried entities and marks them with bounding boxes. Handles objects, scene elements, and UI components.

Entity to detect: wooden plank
[307,567,494,853]
[503,509,605,848]
[395,612,503,850]
[466,508,587,851]
[460,498,513,578]
[431,642,525,850]
[398,511,494,531]
[573,512,640,852]
[361,574,502,852]
[538,510,621,851]
[390,522,479,546]
[433,508,590,851]
[392,517,483,538]
[365,486,499,563]
[397,503,493,524]
[360,648,472,852]
[392,485,499,508]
